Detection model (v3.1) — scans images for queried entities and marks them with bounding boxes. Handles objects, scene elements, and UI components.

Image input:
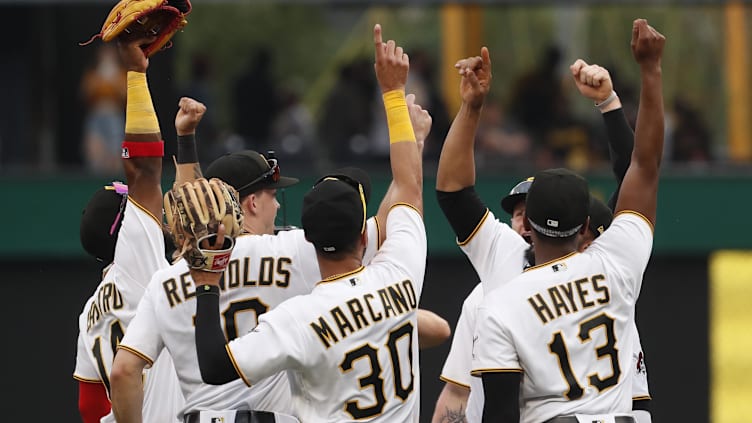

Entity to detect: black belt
[546,416,636,423]
[184,410,278,423]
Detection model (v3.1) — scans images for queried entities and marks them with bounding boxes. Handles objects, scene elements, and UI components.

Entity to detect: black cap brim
[264,176,299,190]
[501,193,527,215]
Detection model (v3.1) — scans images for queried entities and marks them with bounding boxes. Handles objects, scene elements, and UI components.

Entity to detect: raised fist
[631,19,666,69]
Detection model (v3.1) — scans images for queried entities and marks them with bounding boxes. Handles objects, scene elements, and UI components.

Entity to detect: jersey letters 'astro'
[472,212,653,422]
[225,206,426,422]
[73,199,184,423]
[118,219,381,418]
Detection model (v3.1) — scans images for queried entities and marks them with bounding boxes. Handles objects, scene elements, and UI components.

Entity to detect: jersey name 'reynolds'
[528,273,610,324]
[162,256,293,307]
[311,279,418,349]
[86,280,125,331]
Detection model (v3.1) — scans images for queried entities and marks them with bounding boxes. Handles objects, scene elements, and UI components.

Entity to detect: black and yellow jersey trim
[632,395,652,401]
[458,208,490,247]
[615,210,655,234]
[470,368,523,376]
[316,266,366,286]
[373,216,382,249]
[117,344,155,366]
[226,345,253,387]
[524,251,578,272]
[73,375,103,383]
[129,197,162,226]
[389,202,422,217]
[439,375,471,389]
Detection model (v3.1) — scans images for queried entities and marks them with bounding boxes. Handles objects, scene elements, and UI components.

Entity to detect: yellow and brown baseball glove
[164,178,243,272]
[81,0,191,56]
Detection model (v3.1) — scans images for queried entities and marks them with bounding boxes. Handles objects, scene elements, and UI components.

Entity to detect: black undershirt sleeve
[633,398,652,412]
[195,285,242,385]
[436,187,489,243]
[602,108,634,210]
[481,372,521,422]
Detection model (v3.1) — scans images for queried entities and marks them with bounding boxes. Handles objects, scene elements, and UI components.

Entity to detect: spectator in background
[233,48,279,151]
[508,45,566,146]
[669,96,713,164]
[406,48,451,160]
[80,44,126,175]
[270,78,317,166]
[318,58,376,166]
[475,95,532,170]
[184,53,220,163]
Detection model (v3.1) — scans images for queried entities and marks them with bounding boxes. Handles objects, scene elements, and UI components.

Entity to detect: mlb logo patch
[552,263,567,272]
[211,419,225,423]
[546,219,559,228]
[121,147,130,158]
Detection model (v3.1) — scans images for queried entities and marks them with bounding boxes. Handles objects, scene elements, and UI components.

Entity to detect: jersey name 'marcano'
[527,274,610,324]
[310,280,418,349]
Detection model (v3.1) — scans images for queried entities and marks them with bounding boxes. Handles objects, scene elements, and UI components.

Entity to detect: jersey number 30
[339,321,414,419]
[548,313,620,400]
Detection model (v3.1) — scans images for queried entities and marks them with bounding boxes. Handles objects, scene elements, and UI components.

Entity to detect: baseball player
[73,36,207,423]
[110,67,442,423]
[472,19,665,422]
[432,48,653,421]
[190,24,425,422]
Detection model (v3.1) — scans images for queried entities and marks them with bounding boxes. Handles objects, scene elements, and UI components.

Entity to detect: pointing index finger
[374,24,384,58]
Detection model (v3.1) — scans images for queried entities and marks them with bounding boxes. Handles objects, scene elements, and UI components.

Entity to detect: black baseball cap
[588,196,613,239]
[302,177,367,253]
[526,168,589,238]
[204,150,299,198]
[80,182,129,263]
[317,167,372,205]
[500,177,534,214]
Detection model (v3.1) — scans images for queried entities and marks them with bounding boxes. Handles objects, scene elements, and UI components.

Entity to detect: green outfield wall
[4,172,749,257]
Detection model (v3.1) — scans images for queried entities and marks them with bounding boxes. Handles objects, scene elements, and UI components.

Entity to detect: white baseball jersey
[119,218,381,418]
[458,209,530,294]
[439,282,484,422]
[119,229,319,417]
[472,212,653,422]
[72,199,184,423]
[227,205,426,422]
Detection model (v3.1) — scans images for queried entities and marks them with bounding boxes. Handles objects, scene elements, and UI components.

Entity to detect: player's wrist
[125,71,160,135]
[176,134,198,164]
[383,90,416,144]
[595,90,620,113]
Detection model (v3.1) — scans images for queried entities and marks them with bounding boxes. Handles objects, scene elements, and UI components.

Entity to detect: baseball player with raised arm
[190,24,425,422]
[472,19,665,422]
[72,35,207,423]
[432,39,653,423]
[110,66,441,423]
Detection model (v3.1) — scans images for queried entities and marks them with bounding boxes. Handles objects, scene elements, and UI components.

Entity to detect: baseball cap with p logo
[525,168,590,238]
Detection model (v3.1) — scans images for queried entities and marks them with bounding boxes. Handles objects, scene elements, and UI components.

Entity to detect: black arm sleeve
[633,398,652,412]
[602,108,634,210]
[482,372,521,422]
[195,285,241,385]
[436,187,489,243]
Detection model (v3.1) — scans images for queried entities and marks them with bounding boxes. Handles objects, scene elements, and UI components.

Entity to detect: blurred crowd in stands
[80,44,714,176]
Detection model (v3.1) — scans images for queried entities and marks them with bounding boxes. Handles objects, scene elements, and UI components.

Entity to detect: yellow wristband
[125,71,160,135]
[382,90,416,144]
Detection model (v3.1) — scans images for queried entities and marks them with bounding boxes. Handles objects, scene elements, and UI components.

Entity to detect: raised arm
[375,93,432,245]
[435,47,493,242]
[570,59,634,209]
[373,24,422,213]
[436,47,491,193]
[173,97,207,186]
[614,19,666,224]
[118,37,164,219]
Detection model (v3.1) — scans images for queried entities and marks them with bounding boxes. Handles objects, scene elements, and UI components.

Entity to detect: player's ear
[243,193,257,215]
[579,217,590,236]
